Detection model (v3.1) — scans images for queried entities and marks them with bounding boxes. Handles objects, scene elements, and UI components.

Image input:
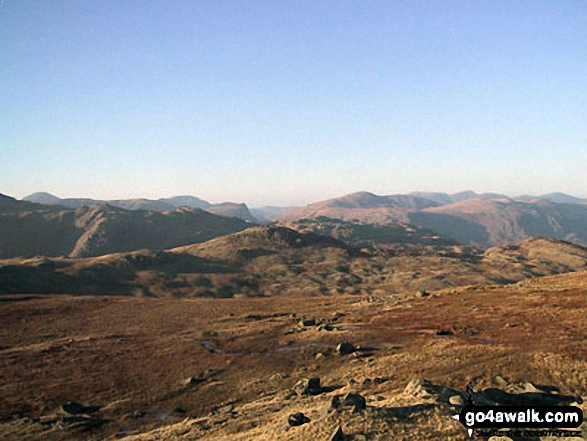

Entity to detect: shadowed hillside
[278,217,458,248]
[0,197,252,259]
[3,225,587,298]
[410,198,587,247]
[23,192,257,222]
[277,191,587,247]
[205,202,257,222]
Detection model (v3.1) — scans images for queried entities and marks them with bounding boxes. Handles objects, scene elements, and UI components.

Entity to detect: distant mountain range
[0,194,251,259]
[23,192,257,222]
[5,190,587,259]
[276,191,587,247]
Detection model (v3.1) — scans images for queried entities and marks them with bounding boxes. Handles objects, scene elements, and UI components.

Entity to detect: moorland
[1,191,586,440]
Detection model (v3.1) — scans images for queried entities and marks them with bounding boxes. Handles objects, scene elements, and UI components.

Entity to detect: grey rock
[449,395,465,406]
[288,412,310,427]
[331,392,366,412]
[61,402,99,415]
[403,379,459,403]
[293,377,323,396]
[336,342,356,355]
[299,318,316,327]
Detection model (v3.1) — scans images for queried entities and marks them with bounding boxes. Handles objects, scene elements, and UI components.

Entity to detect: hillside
[409,198,587,247]
[0,193,52,213]
[3,225,587,298]
[250,205,296,223]
[23,192,257,222]
[1,268,586,440]
[277,192,439,224]
[0,201,252,259]
[205,202,257,222]
[23,192,176,211]
[0,226,357,297]
[277,191,587,248]
[278,217,457,248]
[483,237,587,278]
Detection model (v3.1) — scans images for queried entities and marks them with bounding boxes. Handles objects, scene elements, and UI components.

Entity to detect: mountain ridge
[23,192,255,222]
[277,191,587,247]
[0,198,252,259]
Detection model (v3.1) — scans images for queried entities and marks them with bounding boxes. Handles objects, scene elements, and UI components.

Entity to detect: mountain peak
[23,192,62,205]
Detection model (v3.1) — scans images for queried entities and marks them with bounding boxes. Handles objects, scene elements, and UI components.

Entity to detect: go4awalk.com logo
[452,404,583,438]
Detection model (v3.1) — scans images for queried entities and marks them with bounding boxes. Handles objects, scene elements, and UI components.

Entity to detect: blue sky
[1,0,586,206]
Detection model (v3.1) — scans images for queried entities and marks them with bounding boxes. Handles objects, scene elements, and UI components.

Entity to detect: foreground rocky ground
[1,270,586,440]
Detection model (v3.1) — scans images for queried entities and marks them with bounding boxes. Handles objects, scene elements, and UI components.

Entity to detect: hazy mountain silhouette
[277,192,439,223]
[411,198,587,247]
[0,195,252,259]
[250,206,298,223]
[205,202,257,222]
[277,191,587,247]
[23,192,256,222]
[161,195,211,209]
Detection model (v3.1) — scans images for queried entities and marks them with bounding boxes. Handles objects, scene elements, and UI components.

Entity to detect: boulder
[449,395,465,406]
[403,379,458,403]
[298,318,316,327]
[336,342,356,355]
[288,412,310,427]
[331,392,366,412]
[61,402,99,415]
[293,377,323,396]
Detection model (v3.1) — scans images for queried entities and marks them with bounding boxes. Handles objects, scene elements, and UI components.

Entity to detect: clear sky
[1,0,586,206]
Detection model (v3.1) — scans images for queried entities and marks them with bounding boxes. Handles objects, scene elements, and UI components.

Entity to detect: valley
[1,191,586,440]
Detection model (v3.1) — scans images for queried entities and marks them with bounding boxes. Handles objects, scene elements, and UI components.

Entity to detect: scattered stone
[288,412,310,427]
[505,322,518,328]
[331,312,345,321]
[329,425,345,441]
[299,318,316,327]
[318,323,334,331]
[336,341,356,355]
[416,290,430,297]
[435,329,452,336]
[331,392,366,412]
[315,352,325,361]
[60,402,99,415]
[373,377,387,384]
[473,387,577,407]
[404,379,459,403]
[293,377,323,396]
[449,395,465,406]
[184,368,222,386]
[184,376,206,386]
[214,404,234,415]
